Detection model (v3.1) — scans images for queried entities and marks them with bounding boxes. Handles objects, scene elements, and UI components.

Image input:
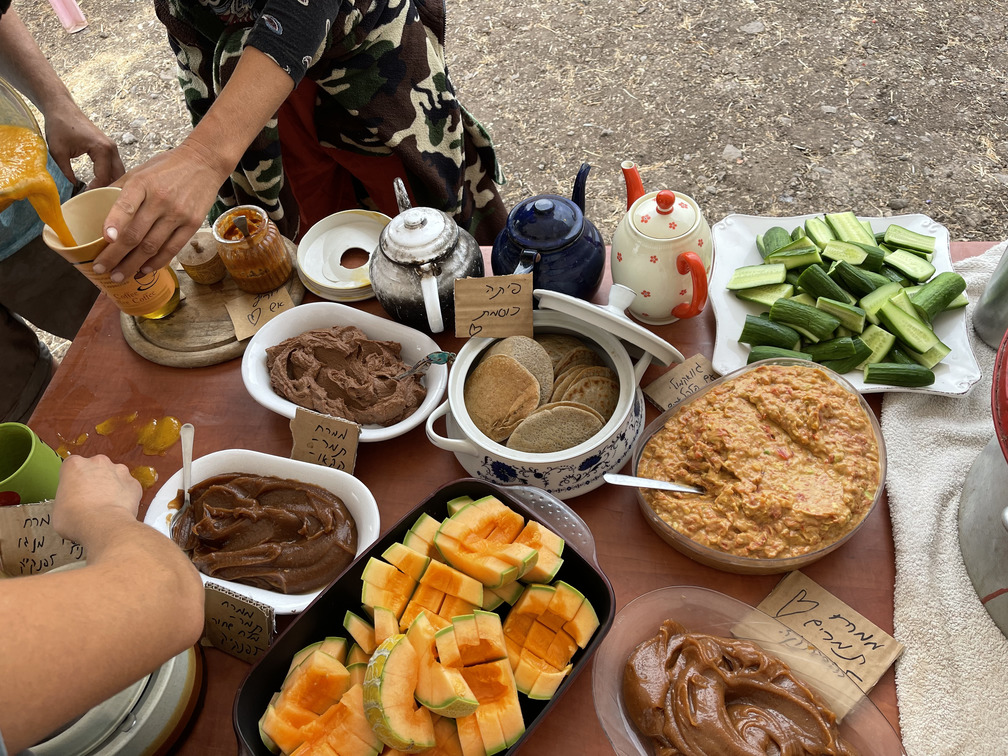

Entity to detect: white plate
[144,449,380,614]
[241,301,448,442]
[296,209,389,297]
[710,213,981,395]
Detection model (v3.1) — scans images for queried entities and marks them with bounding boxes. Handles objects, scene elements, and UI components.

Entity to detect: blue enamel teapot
[490,162,605,301]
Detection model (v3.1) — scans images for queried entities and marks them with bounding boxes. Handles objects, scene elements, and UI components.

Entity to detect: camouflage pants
[154,0,507,243]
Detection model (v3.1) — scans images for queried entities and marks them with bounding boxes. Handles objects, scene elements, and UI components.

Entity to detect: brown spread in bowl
[172,472,357,594]
[623,619,858,756]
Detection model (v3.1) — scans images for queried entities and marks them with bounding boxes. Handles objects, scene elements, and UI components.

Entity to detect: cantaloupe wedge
[295,683,383,756]
[455,659,524,756]
[406,613,478,718]
[363,634,436,752]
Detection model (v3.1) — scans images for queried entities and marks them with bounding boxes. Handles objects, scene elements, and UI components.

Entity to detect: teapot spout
[571,162,591,213]
[622,160,645,210]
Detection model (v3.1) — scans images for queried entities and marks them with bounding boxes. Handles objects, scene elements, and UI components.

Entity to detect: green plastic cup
[0,423,62,505]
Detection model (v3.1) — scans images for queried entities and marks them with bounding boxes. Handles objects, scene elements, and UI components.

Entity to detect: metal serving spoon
[603,472,704,494]
[170,423,195,541]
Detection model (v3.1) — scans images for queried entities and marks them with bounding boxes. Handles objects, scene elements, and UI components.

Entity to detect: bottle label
[74,261,178,317]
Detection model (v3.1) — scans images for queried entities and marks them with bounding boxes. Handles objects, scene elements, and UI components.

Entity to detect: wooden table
[28,242,991,754]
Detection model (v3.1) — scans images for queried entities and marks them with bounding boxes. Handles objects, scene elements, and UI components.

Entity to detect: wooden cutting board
[121,230,306,367]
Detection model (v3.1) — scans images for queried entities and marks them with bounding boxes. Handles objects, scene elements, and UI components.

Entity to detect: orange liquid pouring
[0,124,76,246]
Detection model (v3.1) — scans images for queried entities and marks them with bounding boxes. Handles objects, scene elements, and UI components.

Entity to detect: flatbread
[485,335,553,407]
[506,402,605,453]
[554,344,605,376]
[550,365,614,403]
[463,354,540,442]
[534,333,588,372]
[561,373,620,421]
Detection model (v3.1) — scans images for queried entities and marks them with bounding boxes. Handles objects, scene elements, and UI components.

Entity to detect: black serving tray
[233,477,616,755]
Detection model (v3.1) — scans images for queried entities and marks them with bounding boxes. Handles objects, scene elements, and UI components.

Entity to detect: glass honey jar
[212,205,293,294]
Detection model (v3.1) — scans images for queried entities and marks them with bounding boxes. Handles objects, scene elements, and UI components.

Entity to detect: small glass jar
[212,205,293,294]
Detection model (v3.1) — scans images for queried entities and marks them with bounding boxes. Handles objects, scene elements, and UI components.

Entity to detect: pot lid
[534,285,684,366]
[381,207,457,266]
[630,190,699,241]
[507,195,583,250]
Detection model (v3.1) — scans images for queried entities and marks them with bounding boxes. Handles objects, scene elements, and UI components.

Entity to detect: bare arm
[0,8,124,187]
[94,46,295,282]
[0,455,204,754]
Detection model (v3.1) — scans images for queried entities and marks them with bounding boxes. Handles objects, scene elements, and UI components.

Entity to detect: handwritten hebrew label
[203,584,275,663]
[643,353,720,411]
[454,274,533,338]
[290,407,360,473]
[0,500,85,576]
[756,570,903,695]
[225,286,295,341]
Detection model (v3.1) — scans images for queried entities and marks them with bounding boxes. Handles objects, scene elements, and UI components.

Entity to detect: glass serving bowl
[592,585,907,755]
[631,358,887,574]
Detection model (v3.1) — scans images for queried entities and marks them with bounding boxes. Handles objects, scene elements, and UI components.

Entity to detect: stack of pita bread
[462,333,621,453]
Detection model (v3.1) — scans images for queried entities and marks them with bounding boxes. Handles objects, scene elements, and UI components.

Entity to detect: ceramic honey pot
[610,160,713,325]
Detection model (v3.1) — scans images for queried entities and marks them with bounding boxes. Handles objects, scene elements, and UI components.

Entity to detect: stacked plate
[296,210,391,302]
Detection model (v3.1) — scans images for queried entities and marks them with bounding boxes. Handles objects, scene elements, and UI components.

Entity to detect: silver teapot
[369,178,484,333]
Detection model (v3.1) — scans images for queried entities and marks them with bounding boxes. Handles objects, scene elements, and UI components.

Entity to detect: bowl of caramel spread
[592,586,907,756]
[145,449,380,614]
[633,359,885,574]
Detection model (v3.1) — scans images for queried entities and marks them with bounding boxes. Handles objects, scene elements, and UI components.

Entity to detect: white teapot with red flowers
[610,161,713,325]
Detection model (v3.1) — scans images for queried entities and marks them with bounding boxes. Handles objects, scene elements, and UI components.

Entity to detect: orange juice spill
[96,411,139,436]
[130,466,158,489]
[55,430,89,459]
[0,125,76,246]
[136,416,182,455]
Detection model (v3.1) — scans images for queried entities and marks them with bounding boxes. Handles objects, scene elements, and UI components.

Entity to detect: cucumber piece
[877,300,939,353]
[815,297,866,333]
[735,282,795,307]
[830,260,888,297]
[762,226,794,257]
[791,226,807,241]
[738,314,802,349]
[789,292,817,307]
[888,287,918,318]
[726,263,787,290]
[825,211,876,245]
[822,240,868,266]
[883,225,936,255]
[747,346,813,364]
[764,236,822,269]
[755,233,766,257]
[863,362,936,387]
[893,245,933,262]
[885,344,918,364]
[796,264,856,305]
[821,337,874,374]
[848,242,887,272]
[909,271,967,323]
[858,324,897,368]
[803,336,857,362]
[859,281,903,326]
[877,265,912,286]
[903,340,952,369]
[804,216,835,248]
[904,284,968,311]
[769,297,841,342]
[883,248,936,283]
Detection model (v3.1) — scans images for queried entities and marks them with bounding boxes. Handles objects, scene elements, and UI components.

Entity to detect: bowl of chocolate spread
[592,586,907,755]
[144,449,381,614]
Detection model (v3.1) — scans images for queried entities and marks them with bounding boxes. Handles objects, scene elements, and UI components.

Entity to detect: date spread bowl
[144,449,381,614]
[425,286,685,500]
[233,478,616,756]
[592,586,906,755]
[242,301,448,443]
[633,358,886,574]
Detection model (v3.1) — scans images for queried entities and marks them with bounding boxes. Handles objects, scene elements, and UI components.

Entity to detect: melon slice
[400,560,484,631]
[446,495,475,516]
[347,661,367,689]
[403,513,444,561]
[261,700,312,755]
[288,637,350,673]
[278,648,352,715]
[434,611,508,669]
[347,643,371,666]
[362,557,417,620]
[512,647,572,701]
[512,521,564,583]
[383,542,431,582]
[374,606,400,645]
[344,610,377,655]
[296,683,383,756]
[364,634,436,752]
[406,613,479,718]
[455,659,525,756]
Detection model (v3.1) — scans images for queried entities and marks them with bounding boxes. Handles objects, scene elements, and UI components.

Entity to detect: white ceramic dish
[592,585,906,755]
[710,213,981,395]
[144,449,380,614]
[242,301,448,442]
[296,210,389,302]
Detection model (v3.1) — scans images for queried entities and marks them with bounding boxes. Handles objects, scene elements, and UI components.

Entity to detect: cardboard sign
[290,407,360,473]
[0,500,85,576]
[203,584,275,663]
[225,286,295,341]
[643,353,720,411]
[454,274,533,338]
[756,571,904,694]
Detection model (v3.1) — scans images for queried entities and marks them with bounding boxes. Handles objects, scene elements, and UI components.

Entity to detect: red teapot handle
[671,251,708,319]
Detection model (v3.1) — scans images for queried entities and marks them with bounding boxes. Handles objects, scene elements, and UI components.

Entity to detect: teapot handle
[512,248,539,276]
[671,251,709,320]
[418,263,445,334]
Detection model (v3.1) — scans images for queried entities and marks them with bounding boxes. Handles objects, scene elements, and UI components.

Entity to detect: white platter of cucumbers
[709,212,981,395]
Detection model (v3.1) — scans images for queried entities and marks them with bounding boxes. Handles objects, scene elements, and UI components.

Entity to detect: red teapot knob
[655,190,677,214]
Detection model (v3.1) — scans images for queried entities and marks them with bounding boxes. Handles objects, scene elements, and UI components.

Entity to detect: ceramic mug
[0,422,62,505]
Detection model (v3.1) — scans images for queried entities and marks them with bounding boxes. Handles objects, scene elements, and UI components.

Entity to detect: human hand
[43,99,125,189]
[95,139,230,282]
[51,455,142,547]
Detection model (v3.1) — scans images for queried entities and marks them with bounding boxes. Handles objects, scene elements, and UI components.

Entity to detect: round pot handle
[671,250,709,320]
[425,400,479,455]
[512,248,539,276]
[418,264,444,334]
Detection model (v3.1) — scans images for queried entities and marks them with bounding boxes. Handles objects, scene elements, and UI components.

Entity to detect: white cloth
[881,241,1008,755]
